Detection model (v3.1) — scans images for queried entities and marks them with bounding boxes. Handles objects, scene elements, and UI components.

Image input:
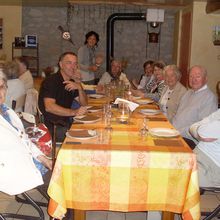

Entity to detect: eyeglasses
[0,84,7,90]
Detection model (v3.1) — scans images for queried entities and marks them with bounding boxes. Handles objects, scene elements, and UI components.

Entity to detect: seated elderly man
[172,65,217,144]
[38,52,88,142]
[98,59,130,86]
[0,70,52,195]
[190,109,220,187]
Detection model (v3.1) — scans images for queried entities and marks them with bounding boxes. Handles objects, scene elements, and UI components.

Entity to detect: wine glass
[104,104,112,130]
[139,117,149,136]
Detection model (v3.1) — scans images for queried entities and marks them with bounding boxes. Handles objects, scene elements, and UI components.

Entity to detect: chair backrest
[21,112,36,124]
[12,94,26,112]
[24,88,39,115]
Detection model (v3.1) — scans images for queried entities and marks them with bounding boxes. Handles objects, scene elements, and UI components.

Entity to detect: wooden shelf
[12,42,39,77]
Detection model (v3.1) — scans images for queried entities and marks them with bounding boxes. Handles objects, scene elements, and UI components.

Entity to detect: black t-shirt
[38,72,79,129]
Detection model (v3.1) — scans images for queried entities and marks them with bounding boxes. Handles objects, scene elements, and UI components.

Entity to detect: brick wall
[22,4,176,80]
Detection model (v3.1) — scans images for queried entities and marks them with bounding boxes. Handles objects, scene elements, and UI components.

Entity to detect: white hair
[0,69,7,85]
[164,64,182,80]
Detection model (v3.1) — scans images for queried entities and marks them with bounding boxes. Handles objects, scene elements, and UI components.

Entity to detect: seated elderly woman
[3,60,26,112]
[131,60,154,90]
[0,70,52,195]
[131,61,165,102]
[159,65,187,122]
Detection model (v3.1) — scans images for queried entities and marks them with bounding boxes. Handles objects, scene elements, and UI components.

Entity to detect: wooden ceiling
[1,0,220,13]
[0,0,205,7]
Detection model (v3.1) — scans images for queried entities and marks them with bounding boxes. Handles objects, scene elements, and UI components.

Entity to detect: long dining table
[47,96,201,220]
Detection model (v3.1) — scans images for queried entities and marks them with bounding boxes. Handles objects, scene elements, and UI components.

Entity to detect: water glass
[118,102,130,124]
[103,104,112,130]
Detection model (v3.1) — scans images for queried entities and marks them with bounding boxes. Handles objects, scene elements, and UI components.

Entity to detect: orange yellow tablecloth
[47,100,200,220]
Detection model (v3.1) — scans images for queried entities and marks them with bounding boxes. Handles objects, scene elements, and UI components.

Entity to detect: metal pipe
[106,13,146,71]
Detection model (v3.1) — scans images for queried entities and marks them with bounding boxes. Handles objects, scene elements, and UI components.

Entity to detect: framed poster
[0,19,2,49]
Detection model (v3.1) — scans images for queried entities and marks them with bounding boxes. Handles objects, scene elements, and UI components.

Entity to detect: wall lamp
[146,9,164,43]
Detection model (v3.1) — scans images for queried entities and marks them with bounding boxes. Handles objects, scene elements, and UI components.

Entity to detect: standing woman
[78,31,102,85]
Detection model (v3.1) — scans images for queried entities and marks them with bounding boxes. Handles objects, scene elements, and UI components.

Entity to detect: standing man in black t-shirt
[38,52,88,141]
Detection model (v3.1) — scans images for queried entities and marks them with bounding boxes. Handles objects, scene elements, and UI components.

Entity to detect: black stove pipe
[106,13,146,71]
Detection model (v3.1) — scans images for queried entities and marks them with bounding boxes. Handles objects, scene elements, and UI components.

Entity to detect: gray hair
[0,69,7,86]
[3,61,19,79]
[164,64,182,80]
[189,65,207,77]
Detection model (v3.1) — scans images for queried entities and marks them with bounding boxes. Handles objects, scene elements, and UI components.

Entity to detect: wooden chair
[200,187,220,219]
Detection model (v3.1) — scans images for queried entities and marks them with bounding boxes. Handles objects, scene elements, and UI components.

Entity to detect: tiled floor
[0,189,220,220]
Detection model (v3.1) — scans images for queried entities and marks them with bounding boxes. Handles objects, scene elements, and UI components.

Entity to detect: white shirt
[0,107,44,195]
[190,109,220,167]
[5,79,26,112]
[19,70,34,92]
[159,88,173,116]
[98,72,130,86]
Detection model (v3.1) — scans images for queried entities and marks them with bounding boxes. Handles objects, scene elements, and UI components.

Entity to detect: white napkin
[114,98,139,112]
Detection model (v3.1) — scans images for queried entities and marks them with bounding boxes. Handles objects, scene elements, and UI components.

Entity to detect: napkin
[114,98,139,112]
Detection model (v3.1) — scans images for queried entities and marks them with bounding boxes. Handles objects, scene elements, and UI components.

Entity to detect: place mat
[67,130,93,138]
[74,115,101,124]
[148,117,167,121]
[154,139,184,147]
[79,115,100,121]
[88,106,103,112]
[72,121,84,124]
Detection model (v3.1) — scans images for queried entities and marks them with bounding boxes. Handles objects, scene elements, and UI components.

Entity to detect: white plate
[66,129,98,140]
[197,121,220,139]
[149,128,180,137]
[140,109,161,115]
[136,99,154,105]
[88,94,104,99]
[87,106,103,113]
[74,115,101,124]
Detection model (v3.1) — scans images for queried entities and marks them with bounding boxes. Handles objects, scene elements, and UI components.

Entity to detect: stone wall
[22,4,177,80]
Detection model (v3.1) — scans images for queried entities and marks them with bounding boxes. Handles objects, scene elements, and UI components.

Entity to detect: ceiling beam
[68,0,189,8]
[206,1,220,13]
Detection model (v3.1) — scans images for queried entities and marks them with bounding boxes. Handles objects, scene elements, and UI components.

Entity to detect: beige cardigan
[159,81,187,122]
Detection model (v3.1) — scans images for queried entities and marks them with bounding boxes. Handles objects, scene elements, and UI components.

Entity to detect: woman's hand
[130,88,144,98]
[96,85,104,94]
[88,65,98,72]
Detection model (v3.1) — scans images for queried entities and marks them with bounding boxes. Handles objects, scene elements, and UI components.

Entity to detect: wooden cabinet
[12,42,39,77]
